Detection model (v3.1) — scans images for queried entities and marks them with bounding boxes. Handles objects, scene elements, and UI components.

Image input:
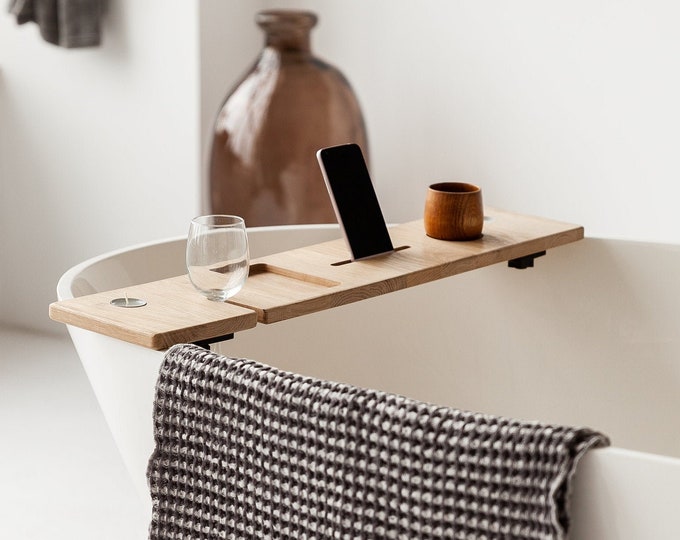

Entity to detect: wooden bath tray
[49,208,584,350]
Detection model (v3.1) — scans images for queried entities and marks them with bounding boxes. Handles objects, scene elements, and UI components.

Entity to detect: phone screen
[317,144,394,260]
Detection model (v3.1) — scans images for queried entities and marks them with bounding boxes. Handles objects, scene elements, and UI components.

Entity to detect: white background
[2,0,679,334]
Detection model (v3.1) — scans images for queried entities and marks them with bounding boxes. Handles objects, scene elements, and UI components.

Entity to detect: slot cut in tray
[330,245,411,266]
[248,263,339,288]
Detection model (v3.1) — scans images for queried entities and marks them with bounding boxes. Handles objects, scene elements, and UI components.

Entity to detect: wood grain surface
[49,208,583,349]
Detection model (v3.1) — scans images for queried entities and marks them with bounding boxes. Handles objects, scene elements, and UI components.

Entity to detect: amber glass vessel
[207,10,369,226]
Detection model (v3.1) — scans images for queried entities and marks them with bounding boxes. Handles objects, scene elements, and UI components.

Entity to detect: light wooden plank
[229,209,583,323]
[49,275,258,350]
[49,208,583,349]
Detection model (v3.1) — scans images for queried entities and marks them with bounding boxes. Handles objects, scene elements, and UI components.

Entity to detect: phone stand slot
[331,245,411,267]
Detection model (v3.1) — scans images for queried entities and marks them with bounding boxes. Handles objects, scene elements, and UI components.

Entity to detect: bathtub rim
[58,229,680,303]
[56,224,343,302]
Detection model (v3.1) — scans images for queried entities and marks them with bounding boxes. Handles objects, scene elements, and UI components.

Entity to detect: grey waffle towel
[8,0,102,48]
[148,344,609,539]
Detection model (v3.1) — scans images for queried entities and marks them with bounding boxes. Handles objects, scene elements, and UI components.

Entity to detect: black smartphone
[316,143,394,261]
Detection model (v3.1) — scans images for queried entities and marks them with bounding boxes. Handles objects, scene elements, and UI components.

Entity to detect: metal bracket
[508,251,546,269]
[194,333,234,349]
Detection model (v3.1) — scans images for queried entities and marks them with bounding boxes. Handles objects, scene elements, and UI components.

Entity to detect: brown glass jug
[207,10,369,226]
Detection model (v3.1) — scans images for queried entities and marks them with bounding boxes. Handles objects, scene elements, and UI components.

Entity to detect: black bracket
[194,333,234,349]
[508,251,546,269]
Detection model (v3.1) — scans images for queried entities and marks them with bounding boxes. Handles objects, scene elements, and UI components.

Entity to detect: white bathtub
[57,225,680,539]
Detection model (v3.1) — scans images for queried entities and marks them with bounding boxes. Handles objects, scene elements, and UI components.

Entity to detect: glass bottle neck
[264,30,311,53]
[257,10,316,54]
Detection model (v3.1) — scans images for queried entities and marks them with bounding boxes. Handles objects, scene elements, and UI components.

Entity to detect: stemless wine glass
[186,215,249,301]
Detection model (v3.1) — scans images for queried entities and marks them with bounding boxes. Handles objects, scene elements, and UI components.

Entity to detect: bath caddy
[49,208,583,350]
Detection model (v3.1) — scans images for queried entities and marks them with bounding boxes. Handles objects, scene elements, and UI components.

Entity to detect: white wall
[0,1,201,333]
[2,0,680,334]
[255,0,680,244]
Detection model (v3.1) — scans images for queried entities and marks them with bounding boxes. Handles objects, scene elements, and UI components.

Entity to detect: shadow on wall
[0,66,73,334]
[0,68,12,326]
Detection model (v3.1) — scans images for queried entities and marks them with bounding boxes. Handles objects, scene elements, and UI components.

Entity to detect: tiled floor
[1,327,148,539]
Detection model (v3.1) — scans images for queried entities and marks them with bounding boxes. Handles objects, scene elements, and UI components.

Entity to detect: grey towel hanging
[8,0,102,48]
[148,343,609,539]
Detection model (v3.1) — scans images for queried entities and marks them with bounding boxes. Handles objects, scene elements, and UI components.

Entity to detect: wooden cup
[424,182,484,240]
